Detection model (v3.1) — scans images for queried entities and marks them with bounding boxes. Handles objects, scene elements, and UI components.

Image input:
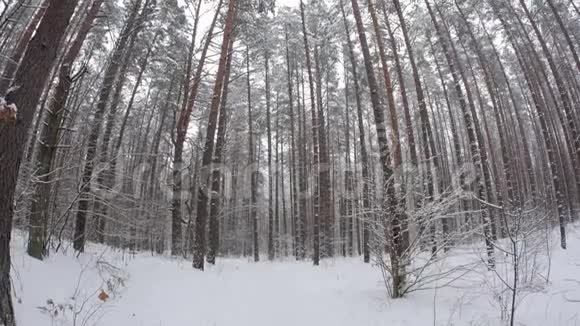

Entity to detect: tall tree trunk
[73,0,144,252]
[207,36,234,265]
[172,0,222,256]
[519,0,575,248]
[275,100,280,257]
[339,0,370,262]
[491,2,569,249]
[476,7,536,199]
[284,25,299,258]
[454,2,517,233]
[425,0,495,267]
[341,44,353,257]
[391,0,439,250]
[295,58,308,260]
[27,0,104,259]
[350,0,402,295]
[367,0,413,266]
[0,0,79,323]
[180,0,203,119]
[0,0,47,95]
[382,0,416,166]
[147,66,176,253]
[314,46,333,259]
[280,133,289,256]
[192,0,237,270]
[266,49,275,261]
[367,0,401,170]
[246,44,259,262]
[546,0,580,74]
[93,23,150,244]
[299,0,320,266]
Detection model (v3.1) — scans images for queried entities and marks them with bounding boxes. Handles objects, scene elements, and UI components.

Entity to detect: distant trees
[73,0,149,252]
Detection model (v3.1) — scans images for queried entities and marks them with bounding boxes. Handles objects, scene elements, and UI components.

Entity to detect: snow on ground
[10,227,580,326]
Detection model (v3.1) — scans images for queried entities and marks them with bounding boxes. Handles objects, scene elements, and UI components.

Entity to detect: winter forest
[0,0,580,324]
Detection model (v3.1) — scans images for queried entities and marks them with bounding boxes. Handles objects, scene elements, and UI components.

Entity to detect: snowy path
[10,230,580,326]
[107,258,389,326]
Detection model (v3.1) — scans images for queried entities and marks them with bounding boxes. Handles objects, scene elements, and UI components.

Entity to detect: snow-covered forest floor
[10,226,580,326]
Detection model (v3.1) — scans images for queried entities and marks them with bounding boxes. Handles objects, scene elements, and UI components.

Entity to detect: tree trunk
[491,2,569,249]
[266,49,275,261]
[147,66,176,253]
[192,0,237,270]
[350,0,402,295]
[246,44,259,262]
[392,0,439,251]
[93,23,148,244]
[275,99,280,257]
[341,44,353,257]
[0,0,79,323]
[295,57,308,260]
[383,0,416,166]
[73,0,144,252]
[299,0,320,266]
[207,36,234,265]
[425,0,495,267]
[172,0,223,256]
[284,25,299,258]
[314,46,333,259]
[0,0,47,95]
[519,0,575,249]
[546,0,580,74]
[27,0,104,260]
[339,0,370,262]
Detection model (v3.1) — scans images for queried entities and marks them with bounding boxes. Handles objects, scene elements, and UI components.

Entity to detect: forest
[0,0,579,325]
